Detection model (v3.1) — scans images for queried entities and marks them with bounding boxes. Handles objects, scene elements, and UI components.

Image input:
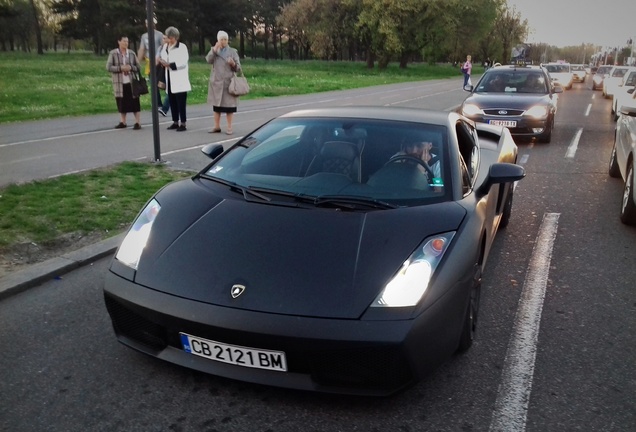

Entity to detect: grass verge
[0,161,192,250]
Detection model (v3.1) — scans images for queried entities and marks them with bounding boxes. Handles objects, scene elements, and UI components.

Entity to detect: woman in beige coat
[206,30,241,135]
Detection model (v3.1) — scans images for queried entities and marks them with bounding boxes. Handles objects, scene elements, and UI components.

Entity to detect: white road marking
[519,154,529,164]
[585,104,592,116]
[565,128,583,158]
[489,212,560,432]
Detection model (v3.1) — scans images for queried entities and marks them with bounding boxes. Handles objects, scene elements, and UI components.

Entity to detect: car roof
[279,106,461,127]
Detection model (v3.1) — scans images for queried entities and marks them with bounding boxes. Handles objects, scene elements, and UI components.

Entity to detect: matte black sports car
[460,64,562,143]
[104,107,525,396]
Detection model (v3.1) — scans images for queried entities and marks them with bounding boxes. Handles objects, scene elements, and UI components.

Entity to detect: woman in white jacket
[158,27,191,131]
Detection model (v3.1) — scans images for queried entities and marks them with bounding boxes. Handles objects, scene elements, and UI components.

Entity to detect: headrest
[320,141,358,159]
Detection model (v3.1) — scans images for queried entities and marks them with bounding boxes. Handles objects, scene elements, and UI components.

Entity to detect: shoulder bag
[229,70,250,96]
[131,71,149,97]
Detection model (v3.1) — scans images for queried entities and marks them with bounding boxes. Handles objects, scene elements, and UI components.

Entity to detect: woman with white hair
[206,30,242,135]
[158,26,191,132]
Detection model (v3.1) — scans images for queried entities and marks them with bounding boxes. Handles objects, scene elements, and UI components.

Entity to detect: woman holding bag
[206,30,241,135]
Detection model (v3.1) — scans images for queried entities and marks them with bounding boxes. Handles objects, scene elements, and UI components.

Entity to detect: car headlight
[461,104,483,117]
[524,105,548,118]
[115,199,161,270]
[371,232,455,307]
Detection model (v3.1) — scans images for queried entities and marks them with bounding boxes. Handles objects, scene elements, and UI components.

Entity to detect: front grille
[104,295,168,351]
[483,108,524,116]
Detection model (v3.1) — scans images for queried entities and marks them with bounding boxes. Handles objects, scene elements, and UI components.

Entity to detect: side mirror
[552,85,564,94]
[627,88,635,94]
[463,84,474,92]
[476,163,525,197]
[201,143,224,160]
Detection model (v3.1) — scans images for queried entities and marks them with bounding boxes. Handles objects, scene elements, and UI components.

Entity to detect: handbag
[131,72,149,97]
[229,70,250,96]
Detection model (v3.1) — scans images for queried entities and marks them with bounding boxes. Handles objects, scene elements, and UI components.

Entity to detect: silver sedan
[609,89,636,224]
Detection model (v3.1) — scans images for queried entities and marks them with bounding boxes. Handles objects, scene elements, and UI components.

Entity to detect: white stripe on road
[489,212,560,432]
[585,104,592,116]
[565,128,583,158]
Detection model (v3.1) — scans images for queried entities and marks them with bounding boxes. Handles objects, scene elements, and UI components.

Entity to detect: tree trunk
[28,0,44,54]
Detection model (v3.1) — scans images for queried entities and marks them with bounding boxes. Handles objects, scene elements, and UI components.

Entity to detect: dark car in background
[103,107,525,395]
[460,64,562,143]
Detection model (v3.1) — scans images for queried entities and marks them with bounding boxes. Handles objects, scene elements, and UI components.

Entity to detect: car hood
[464,93,550,110]
[133,180,467,319]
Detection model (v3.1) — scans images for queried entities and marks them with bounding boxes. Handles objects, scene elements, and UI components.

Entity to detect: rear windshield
[545,64,570,73]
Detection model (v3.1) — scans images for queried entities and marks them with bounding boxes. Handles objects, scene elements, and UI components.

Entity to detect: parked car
[571,64,587,83]
[603,66,630,98]
[460,64,562,143]
[592,65,613,90]
[103,106,525,395]
[609,92,636,224]
[543,63,574,90]
[612,68,636,120]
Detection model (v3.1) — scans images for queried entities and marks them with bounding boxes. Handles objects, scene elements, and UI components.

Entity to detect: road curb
[0,233,125,301]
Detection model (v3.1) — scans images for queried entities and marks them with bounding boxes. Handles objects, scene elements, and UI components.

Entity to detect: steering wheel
[385,155,435,182]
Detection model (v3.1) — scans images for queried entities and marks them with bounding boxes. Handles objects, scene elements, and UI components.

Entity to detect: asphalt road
[1,78,635,431]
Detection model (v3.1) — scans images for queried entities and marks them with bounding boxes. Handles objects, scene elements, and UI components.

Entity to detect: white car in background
[592,65,613,90]
[543,63,573,90]
[603,66,630,98]
[571,64,586,83]
[612,68,636,121]
[609,89,636,224]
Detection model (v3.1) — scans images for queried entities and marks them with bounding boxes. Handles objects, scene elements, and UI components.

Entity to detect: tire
[620,161,636,225]
[609,142,621,178]
[457,267,481,353]
[499,187,514,229]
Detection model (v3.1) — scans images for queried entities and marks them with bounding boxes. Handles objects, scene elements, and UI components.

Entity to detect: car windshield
[476,70,548,94]
[545,64,570,73]
[625,72,636,87]
[572,65,585,71]
[202,118,451,207]
[596,66,612,75]
[612,68,628,78]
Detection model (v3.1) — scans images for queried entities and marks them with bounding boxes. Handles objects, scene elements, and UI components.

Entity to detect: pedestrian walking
[206,30,242,135]
[461,54,472,88]
[106,35,142,130]
[138,20,170,117]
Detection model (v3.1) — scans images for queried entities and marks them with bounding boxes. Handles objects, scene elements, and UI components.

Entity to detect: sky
[507,0,635,49]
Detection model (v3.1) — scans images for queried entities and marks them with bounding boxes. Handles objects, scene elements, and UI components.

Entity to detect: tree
[493,3,528,64]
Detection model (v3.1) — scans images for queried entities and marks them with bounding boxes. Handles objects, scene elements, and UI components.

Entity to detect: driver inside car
[392,141,441,180]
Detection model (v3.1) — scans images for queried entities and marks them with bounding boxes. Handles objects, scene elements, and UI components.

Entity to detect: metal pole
[146,0,162,162]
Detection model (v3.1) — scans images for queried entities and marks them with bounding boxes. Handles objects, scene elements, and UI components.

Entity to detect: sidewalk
[0,233,125,300]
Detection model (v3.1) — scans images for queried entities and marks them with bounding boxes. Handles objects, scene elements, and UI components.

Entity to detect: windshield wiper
[313,195,398,210]
[207,177,271,202]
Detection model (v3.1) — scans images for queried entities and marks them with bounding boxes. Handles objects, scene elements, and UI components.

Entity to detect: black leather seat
[305,141,361,181]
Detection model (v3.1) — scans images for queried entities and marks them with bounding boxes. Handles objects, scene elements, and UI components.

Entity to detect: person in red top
[462,54,472,87]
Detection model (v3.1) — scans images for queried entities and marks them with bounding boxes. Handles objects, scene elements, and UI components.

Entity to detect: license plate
[180,333,287,372]
[489,120,517,127]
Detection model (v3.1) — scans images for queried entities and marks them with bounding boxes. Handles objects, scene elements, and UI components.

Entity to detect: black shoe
[133,123,141,130]
[167,123,179,130]
[115,122,127,129]
[158,108,167,117]
[176,125,187,132]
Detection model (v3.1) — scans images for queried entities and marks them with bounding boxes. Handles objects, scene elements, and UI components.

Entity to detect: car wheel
[620,161,636,225]
[499,187,514,229]
[609,141,621,178]
[457,267,481,353]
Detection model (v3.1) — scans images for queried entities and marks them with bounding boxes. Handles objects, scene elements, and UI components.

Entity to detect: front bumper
[466,115,550,139]
[103,265,470,396]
